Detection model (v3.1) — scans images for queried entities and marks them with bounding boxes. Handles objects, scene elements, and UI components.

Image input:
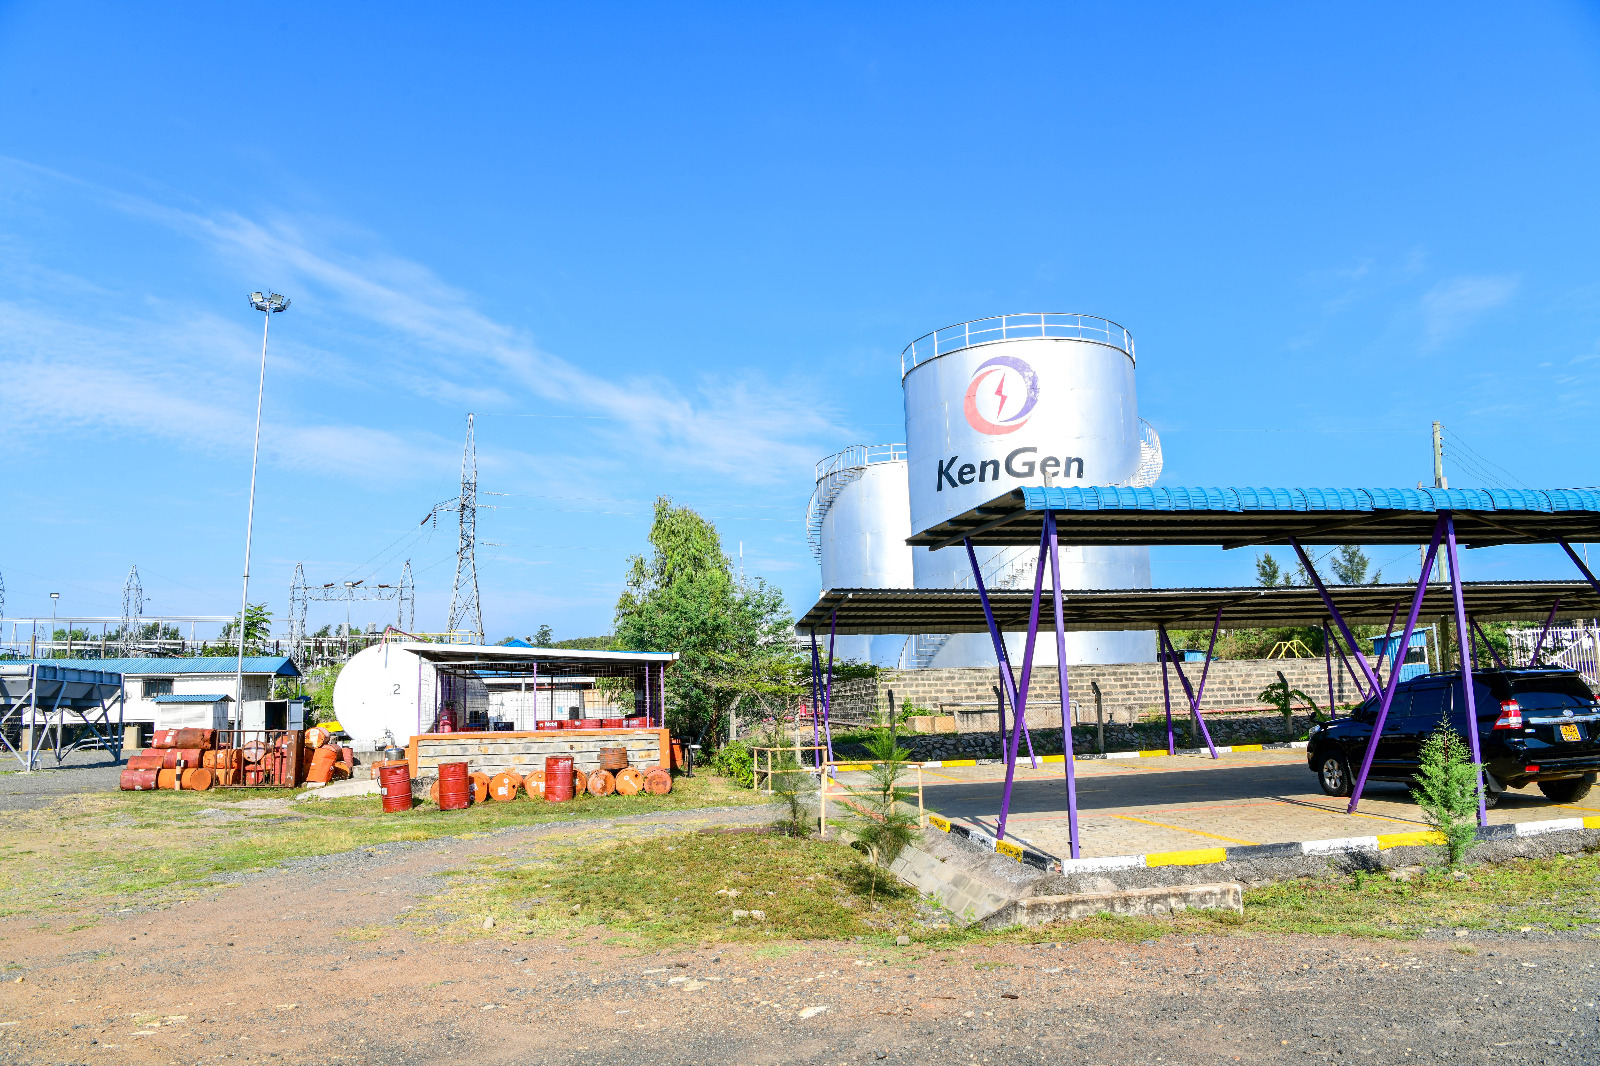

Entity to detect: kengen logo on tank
[963,355,1040,435]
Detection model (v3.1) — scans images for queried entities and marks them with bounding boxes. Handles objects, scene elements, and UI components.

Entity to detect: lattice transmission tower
[288,560,415,664]
[447,414,483,644]
[120,565,143,656]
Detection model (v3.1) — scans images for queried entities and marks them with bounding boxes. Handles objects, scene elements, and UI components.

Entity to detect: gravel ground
[0,803,1596,1065]
[0,749,125,810]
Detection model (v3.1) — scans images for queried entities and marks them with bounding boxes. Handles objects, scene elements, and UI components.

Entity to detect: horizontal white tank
[332,643,425,746]
[808,444,915,666]
[901,314,1157,667]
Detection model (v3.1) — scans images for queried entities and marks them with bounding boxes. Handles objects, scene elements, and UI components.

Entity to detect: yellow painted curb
[1377,831,1446,849]
[995,840,1024,862]
[927,814,951,832]
[942,759,978,767]
[1232,744,1264,753]
[1138,749,1170,758]
[1040,754,1066,763]
[1584,815,1600,830]
[1145,847,1228,867]
[833,763,872,772]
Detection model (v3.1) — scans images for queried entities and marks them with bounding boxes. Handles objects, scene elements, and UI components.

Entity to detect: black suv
[1307,667,1600,806]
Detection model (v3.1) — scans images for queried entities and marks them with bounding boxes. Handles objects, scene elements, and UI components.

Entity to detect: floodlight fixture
[249,291,290,313]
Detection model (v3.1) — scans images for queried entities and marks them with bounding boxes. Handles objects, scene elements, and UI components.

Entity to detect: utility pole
[1431,420,1450,584]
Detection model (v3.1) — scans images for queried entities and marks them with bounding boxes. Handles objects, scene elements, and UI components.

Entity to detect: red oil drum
[578,718,603,730]
[339,746,355,767]
[127,753,165,771]
[161,748,204,770]
[601,718,625,729]
[535,721,561,731]
[623,717,649,728]
[544,756,575,802]
[119,768,159,791]
[643,768,673,795]
[437,761,472,810]
[377,763,413,813]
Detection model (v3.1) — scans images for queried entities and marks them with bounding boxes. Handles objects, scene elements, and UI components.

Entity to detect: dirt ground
[2,804,1597,1066]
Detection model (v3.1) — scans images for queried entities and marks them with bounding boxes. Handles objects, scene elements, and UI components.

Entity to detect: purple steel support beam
[1470,616,1507,669]
[1290,539,1385,695]
[1331,631,1368,704]
[808,629,822,766]
[963,539,1038,768]
[1157,628,1175,755]
[1045,510,1081,858]
[1323,620,1335,717]
[1159,618,1221,759]
[1330,520,1445,814]
[1527,600,1561,667]
[823,610,838,763]
[995,527,1050,841]
[1443,514,1488,826]
[1560,540,1600,597]
[1371,603,1401,692]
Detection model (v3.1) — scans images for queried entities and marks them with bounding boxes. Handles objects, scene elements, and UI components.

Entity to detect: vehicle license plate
[1560,723,1582,743]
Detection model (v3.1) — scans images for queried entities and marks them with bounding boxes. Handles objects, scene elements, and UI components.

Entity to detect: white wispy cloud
[0,157,843,488]
[1419,275,1518,346]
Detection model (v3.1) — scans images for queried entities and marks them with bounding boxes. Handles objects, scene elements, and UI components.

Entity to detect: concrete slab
[839,749,1600,860]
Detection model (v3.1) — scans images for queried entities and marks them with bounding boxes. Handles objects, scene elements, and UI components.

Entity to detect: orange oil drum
[614,767,645,796]
[586,769,616,797]
[127,753,165,771]
[490,771,524,802]
[156,768,179,790]
[572,768,591,797]
[470,771,492,804]
[643,768,672,795]
[120,768,159,791]
[214,767,239,786]
[180,768,214,791]
[306,746,339,784]
[522,769,545,799]
[305,726,329,748]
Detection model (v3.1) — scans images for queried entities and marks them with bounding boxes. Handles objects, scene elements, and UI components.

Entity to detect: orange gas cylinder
[489,771,523,801]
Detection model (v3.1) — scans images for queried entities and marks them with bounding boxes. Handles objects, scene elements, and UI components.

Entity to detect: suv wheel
[1537,778,1593,804]
[1317,752,1353,797]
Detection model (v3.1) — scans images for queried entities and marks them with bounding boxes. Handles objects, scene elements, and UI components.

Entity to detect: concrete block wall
[869,657,1354,730]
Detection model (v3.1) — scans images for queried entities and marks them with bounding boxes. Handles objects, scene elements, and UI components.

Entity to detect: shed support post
[822,610,837,764]
[1295,522,1443,815]
[1527,600,1561,667]
[1443,513,1488,826]
[808,629,822,768]
[994,523,1048,841]
[1157,630,1175,756]
[963,539,1038,769]
[1323,620,1335,715]
[1372,603,1401,691]
[1046,510,1081,858]
[1159,615,1220,759]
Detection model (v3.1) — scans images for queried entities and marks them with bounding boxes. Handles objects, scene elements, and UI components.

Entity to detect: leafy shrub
[710,739,755,788]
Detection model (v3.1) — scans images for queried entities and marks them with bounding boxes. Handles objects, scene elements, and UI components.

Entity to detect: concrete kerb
[897,812,1600,930]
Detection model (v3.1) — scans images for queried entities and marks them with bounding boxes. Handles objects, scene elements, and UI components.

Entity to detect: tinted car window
[1407,686,1448,730]
[1378,689,1412,724]
[1510,676,1597,712]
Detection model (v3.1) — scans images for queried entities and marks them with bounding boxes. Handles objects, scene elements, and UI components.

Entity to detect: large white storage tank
[901,313,1158,667]
[807,445,915,666]
[333,642,426,747]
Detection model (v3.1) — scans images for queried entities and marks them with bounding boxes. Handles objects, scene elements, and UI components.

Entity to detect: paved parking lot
[866,750,1600,859]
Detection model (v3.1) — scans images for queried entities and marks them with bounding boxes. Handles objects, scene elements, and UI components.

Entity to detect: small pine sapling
[769,750,815,837]
[1410,726,1483,868]
[847,725,920,903]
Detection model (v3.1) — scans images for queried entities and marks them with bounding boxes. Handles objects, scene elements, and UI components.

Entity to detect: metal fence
[1506,620,1600,688]
[901,312,1135,376]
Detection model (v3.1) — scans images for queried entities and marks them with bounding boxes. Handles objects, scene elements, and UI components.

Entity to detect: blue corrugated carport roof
[150,693,233,703]
[0,656,300,678]
[906,486,1600,549]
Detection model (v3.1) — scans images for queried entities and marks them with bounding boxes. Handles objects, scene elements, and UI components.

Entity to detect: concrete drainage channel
[888,814,1600,930]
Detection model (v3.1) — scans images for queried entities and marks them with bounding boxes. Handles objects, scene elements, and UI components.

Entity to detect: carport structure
[881,486,1600,858]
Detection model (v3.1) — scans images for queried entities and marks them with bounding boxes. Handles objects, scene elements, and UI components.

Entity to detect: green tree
[1257,671,1324,736]
[306,662,343,725]
[532,624,554,647]
[1256,552,1285,587]
[1331,544,1382,585]
[613,497,803,744]
[846,727,921,902]
[1411,726,1483,868]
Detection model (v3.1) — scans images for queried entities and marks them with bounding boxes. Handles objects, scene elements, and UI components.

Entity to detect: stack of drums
[377,762,413,813]
[544,755,575,802]
[598,746,629,773]
[436,761,472,810]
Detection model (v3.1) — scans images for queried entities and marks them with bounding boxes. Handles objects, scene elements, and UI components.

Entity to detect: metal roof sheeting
[0,656,300,678]
[908,486,1600,549]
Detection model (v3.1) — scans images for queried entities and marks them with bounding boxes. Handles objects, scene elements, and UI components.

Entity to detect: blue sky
[3,2,1600,642]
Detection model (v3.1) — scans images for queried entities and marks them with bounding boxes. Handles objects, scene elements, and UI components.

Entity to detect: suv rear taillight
[1493,699,1523,730]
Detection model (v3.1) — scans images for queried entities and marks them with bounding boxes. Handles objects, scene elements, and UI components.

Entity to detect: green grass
[0,772,770,919]
[421,829,925,945]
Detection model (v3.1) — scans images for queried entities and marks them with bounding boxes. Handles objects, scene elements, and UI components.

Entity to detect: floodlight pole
[236,292,289,716]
